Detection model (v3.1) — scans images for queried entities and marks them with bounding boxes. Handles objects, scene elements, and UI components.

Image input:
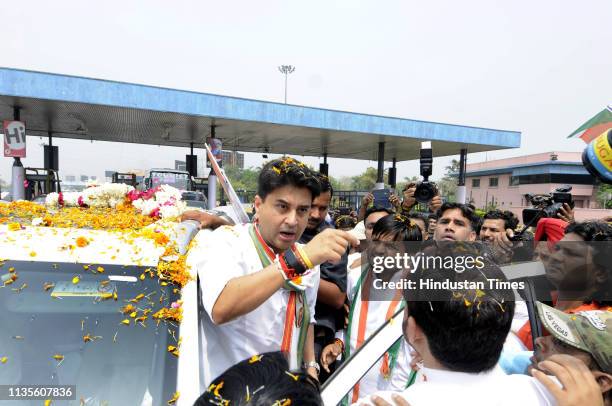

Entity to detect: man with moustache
[192,158,358,385]
[433,202,481,242]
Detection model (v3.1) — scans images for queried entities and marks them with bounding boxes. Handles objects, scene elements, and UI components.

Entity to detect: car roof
[0,224,163,266]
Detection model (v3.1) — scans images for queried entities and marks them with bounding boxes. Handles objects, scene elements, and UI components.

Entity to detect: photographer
[400,182,442,215]
[358,190,402,222]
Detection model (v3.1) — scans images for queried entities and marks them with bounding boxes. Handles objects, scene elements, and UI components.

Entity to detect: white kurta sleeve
[306,266,321,324]
[193,226,248,323]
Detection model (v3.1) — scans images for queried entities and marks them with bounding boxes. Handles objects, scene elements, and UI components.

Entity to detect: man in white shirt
[192,157,358,387]
[355,245,556,406]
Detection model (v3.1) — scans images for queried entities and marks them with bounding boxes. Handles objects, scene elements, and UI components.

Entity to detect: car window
[0,260,180,405]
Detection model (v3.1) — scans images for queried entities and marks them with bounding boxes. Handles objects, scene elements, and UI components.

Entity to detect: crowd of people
[182,156,611,406]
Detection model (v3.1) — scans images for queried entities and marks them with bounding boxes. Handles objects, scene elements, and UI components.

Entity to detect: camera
[521,185,574,227]
[414,141,438,203]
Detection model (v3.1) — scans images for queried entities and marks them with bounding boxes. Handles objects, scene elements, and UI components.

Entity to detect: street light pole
[278,65,295,103]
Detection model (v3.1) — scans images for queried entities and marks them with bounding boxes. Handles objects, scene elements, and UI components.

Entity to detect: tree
[223,166,260,192]
[436,159,460,202]
[396,175,419,193]
[330,175,352,191]
[596,183,612,209]
[351,167,383,191]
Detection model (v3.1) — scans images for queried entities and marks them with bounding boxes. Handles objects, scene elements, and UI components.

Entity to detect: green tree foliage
[396,175,419,193]
[330,176,352,191]
[436,159,460,202]
[351,167,383,191]
[223,166,260,192]
[596,183,612,209]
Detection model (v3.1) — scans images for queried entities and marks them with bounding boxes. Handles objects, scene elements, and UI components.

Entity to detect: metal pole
[284,73,288,104]
[375,142,385,189]
[11,107,25,201]
[457,148,468,203]
[278,65,295,104]
[208,126,217,210]
[319,153,329,176]
[47,131,54,169]
[389,157,397,190]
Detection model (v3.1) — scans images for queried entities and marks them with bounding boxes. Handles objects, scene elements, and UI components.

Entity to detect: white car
[0,210,201,406]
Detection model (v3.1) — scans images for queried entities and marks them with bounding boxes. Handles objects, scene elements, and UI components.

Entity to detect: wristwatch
[304,360,320,375]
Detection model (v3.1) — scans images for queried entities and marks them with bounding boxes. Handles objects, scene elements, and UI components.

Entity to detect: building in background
[465,151,610,221]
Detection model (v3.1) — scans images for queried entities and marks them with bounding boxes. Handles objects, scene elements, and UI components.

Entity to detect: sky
[1,0,611,185]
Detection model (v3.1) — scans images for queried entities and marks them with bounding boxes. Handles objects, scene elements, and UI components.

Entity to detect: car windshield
[150,172,189,191]
[0,260,180,406]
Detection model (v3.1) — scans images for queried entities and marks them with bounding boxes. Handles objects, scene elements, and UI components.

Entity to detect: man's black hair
[194,352,322,406]
[316,172,333,197]
[364,206,394,223]
[565,220,612,241]
[372,213,423,242]
[483,209,519,231]
[257,157,321,201]
[436,202,482,232]
[407,212,429,224]
[335,214,357,229]
[427,213,438,221]
[404,246,514,373]
[564,221,612,306]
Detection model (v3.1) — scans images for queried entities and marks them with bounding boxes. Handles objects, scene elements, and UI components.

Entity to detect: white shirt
[356,365,556,406]
[190,224,320,387]
[342,260,414,399]
[349,221,366,240]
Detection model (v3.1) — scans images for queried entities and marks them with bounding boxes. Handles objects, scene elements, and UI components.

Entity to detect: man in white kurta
[190,158,358,388]
[193,223,320,386]
[343,263,413,399]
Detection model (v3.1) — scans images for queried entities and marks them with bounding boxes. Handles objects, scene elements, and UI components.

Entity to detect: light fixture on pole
[278,65,295,104]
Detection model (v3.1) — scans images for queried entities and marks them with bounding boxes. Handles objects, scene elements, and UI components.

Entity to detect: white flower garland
[44,183,186,219]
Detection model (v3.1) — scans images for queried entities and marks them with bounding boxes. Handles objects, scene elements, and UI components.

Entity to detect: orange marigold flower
[154,232,170,246]
[76,237,89,247]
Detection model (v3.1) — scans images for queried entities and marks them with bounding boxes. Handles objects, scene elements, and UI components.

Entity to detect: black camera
[521,185,574,227]
[414,142,438,203]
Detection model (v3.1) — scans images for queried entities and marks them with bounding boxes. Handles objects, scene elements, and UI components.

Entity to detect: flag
[568,105,612,143]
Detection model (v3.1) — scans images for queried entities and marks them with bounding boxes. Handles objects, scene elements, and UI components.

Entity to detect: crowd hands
[189,156,611,406]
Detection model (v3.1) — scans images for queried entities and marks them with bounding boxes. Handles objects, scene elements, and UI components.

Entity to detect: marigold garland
[0,201,155,230]
[1,198,195,367]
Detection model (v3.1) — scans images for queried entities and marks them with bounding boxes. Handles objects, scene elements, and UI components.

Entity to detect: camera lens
[414,182,435,203]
